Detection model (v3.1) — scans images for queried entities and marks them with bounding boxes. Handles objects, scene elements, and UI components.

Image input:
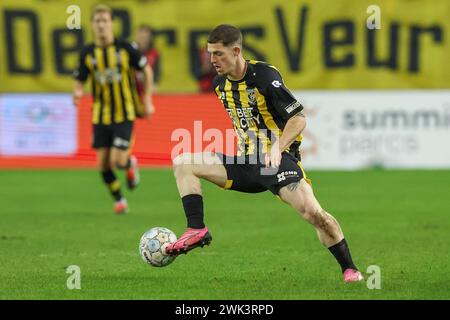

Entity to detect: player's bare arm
[73,80,84,107]
[266,112,306,168]
[141,64,155,118]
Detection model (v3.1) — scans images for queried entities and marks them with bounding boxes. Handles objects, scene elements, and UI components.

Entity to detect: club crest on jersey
[246,88,257,105]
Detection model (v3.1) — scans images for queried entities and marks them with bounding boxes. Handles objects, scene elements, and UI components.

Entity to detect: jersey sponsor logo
[225,107,259,130]
[277,170,299,182]
[271,80,282,88]
[94,68,122,85]
[285,101,301,114]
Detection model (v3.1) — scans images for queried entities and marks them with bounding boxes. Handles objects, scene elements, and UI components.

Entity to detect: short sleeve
[73,48,89,82]
[126,41,148,70]
[259,65,303,120]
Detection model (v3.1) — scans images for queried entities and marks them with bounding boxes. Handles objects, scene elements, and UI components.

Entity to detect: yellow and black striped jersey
[213,60,304,157]
[74,38,147,125]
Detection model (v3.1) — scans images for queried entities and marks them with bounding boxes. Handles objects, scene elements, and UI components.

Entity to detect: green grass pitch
[0,168,449,299]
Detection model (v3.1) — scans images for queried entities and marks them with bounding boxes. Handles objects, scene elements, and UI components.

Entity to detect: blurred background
[0,0,448,169]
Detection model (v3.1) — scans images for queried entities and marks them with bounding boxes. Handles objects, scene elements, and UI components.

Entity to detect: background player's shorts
[215,152,309,195]
[92,121,134,150]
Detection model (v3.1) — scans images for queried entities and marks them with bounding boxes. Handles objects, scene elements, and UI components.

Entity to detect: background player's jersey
[213,60,304,157]
[74,38,147,125]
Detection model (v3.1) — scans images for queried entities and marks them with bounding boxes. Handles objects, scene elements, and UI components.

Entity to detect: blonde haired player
[73,5,155,214]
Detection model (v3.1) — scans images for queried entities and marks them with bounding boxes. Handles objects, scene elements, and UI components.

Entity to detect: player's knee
[303,206,324,225]
[172,153,194,168]
[173,154,194,178]
[172,154,183,168]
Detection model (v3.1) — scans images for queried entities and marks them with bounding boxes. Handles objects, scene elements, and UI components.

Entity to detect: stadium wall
[0,0,449,93]
[1,91,449,170]
[295,91,450,169]
[0,94,234,168]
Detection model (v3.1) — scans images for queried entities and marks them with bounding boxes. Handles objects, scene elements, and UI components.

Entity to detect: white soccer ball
[139,227,177,267]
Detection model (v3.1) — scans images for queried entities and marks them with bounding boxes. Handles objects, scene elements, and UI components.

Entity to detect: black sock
[328,239,357,273]
[182,194,205,229]
[101,170,123,201]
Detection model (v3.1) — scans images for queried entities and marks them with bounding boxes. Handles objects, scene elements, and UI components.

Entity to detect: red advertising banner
[0,94,235,169]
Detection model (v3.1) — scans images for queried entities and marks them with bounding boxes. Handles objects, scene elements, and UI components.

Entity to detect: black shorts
[92,121,134,150]
[216,152,309,195]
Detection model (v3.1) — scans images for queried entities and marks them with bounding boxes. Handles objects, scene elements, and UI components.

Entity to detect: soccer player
[73,5,155,214]
[166,24,364,282]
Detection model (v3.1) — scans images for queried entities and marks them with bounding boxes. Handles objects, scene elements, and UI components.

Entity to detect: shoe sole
[344,276,364,283]
[168,232,212,256]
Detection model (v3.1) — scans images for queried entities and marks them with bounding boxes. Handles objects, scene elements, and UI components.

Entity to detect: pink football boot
[165,227,212,255]
[343,268,364,283]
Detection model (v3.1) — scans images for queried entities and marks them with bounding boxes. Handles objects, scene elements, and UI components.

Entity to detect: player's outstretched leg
[279,179,364,283]
[166,152,227,255]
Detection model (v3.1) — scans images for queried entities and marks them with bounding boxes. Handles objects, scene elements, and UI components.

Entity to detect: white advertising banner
[0,94,77,156]
[295,91,450,169]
